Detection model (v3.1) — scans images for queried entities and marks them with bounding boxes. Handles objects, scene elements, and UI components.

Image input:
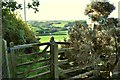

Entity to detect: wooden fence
[2,37,95,79]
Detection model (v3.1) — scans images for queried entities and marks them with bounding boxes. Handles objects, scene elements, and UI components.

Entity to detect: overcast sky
[15,0,119,21]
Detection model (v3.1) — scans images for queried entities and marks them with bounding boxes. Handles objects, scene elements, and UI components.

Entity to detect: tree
[84,2,115,22]
[2,1,40,13]
[2,1,40,46]
[64,1,120,79]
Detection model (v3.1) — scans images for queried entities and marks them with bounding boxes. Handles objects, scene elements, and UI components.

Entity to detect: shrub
[64,2,120,79]
[2,9,39,46]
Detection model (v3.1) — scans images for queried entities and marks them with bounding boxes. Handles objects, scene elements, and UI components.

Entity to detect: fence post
[9,42,17,78]
[2,39,10,78]
[50,37,59,80]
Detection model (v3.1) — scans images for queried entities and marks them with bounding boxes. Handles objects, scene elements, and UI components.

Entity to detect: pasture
[39,34,68,43]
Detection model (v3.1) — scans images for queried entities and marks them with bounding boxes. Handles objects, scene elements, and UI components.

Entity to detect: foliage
[2,8,39,46]
[84,2,115,21]
[2,1,40,46]
[2,1,40,13]
[66,19,120,79]
[2,10,37,45]
[64,2,120,79]
[2,1,22,11]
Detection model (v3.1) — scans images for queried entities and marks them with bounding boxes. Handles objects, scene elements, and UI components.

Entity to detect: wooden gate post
[50,37,59,80]
[2,39,10,78]
[9,42,17,78]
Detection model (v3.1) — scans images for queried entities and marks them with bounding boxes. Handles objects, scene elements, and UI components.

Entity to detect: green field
[52,21,69,27]
[29,20,70,43]
[39,35,69,43]
[52,31,68,34]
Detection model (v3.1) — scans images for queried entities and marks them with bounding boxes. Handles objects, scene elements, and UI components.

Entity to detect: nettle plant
[65,2,120,78]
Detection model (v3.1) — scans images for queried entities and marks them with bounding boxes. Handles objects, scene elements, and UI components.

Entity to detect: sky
[15,0,120,21]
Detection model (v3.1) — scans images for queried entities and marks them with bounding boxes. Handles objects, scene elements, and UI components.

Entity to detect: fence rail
[16,58,50,67]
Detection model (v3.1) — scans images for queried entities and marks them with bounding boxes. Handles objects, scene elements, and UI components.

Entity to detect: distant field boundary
[37,34,67,36]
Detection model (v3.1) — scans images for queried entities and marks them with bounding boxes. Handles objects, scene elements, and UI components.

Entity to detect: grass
[39,35,69,43]
[52,21,69,27]
[17,51,50,78]
[52,31,68,34]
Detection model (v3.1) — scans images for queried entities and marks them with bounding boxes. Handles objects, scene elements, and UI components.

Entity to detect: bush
[2,9,39,46]
[63,2,120,79]
[64,19,120,78]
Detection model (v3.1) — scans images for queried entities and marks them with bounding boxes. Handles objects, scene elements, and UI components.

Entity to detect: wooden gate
[2,37,95,79]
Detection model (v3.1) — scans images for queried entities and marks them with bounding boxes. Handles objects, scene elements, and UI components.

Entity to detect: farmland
[39,34,68,43]
[27,20,74,42]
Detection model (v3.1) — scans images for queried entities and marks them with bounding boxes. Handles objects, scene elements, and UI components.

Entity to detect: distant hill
[27,20,75,36]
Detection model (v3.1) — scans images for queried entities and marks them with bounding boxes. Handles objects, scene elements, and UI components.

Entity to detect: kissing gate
[2,37,97,79]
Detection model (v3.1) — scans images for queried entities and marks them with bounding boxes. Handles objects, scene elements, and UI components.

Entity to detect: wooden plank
[37,42,50,46]
[2,39,9,78]
[0,37,1,80]
[11,42,50,50]
[17,58,50,67]
[56,42,71,45]
[50,37,59,80]
[27,70,50,78]
[11,43,39,49]
[7,47,13,78]
[2,60,6,65]
[17,65,50,75]
[68,70,94,79]
[9,42,17,78]
[19,51,50,57]
[60,65,94,75]
[60,66,82,74]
